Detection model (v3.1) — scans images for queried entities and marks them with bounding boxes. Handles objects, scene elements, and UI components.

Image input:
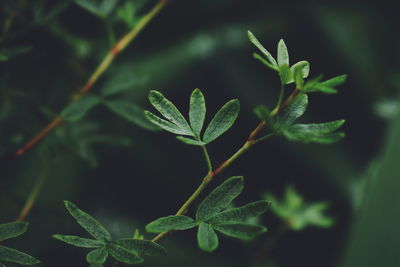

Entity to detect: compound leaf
[196,176,244,221]
[0,222,28,242]
[197,223,219,252]
[189,89,206,137]
[114,238,166,256]
[61,95,100,122]
[52,234,104,248]
[108,243,143,264]
[0,245,40,265]
[206,200,271,224]
[145,215,196,233]
[213,223,267,240]
[64,201,111,242]
[86,247,108,264]
[148,90,193,135]
[203,99,240,143]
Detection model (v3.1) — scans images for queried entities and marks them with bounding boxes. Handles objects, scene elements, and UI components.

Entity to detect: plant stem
[152,88,300,244]
[272,83,285,113]
[200,145,213,173]
[15,0,168,156]
[16,172,47,221]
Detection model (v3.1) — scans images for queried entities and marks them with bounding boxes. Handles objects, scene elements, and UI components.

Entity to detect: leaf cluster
[53,201,166,265]
[0,222,40,266]
[254,94,346,144]
[145,176,270,252]
[266,186,334,231]
[145,89,240,146]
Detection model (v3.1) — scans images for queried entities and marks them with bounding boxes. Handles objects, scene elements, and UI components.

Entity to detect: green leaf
[196,176,244,221]
[247,31,278,68]
[189,89,206,137]
[287,61,310,84]
[114,238,166,256]
[148,90,193,135]
[253,53,277,70]
[202,99,240,143]
[108,243,143,264]
[0,245,40,265]
[176,136,206,146]
[145,111,192,135]
[64,201,112,242]
[275,94,308,130]
[283,120,346,144]
[277,39,289,66]
[145,215,196,233]
[86,247,108,264]
[74,0,117,17]
[254,105,275,126]
[0,222,28,242]
[52,234,104,248]
[0,262,5,267]
[278,64,292,85]
[104,100,159,131]
[213,223,267,240]
[61,95,100,122]
[206,200,271,224]
[197,223,219,252]
[320,74,347,87]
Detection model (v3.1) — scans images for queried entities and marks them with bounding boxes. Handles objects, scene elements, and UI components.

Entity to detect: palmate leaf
[145,215,196,233]
[213,223,267,240]
[52,234,104,248]
[206,200,271,224]
[189,88,206,137]
[202,99,240,144]
[108,243,143,264]
[196,176,244,221]
[148,90,193,135]
[0,245,40,265]
[104,100,159,131]
[86,247,108,264]
[114,239,166,257]
[61,95,100,122]
[0,222,28,242]
[197,223,219,252]
[64,201,111,242]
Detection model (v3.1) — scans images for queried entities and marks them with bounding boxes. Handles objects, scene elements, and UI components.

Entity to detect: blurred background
[0,0,399,266]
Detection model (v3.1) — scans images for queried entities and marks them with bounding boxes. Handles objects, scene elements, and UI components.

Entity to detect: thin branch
[15,0,168,156]
[16,172,47,221]
[152,88,299,243]
[201,145,213,173]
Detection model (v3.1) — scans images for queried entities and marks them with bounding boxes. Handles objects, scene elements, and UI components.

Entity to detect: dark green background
[0,0,399,266]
